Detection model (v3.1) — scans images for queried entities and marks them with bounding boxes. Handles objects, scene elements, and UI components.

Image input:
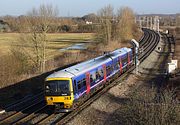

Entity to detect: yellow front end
[46,96,73,108]
[45,78,74,110]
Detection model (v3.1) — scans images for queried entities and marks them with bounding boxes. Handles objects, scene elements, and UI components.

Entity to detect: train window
[101,69,104,74]
[117,62,120,68]
[77,81,81,90]
[92,73,96,81]
[82,78,86,87]
[127,53,129,62]
[96,71,99,79]
[90,75,93,83]
[98,69,104,77]
[114,61,120,69]
[106,66,109,74]
[106,66,111,75]
[122,56,127,64]
[130,52,132,61]
[111,65,113,72]
[109,65,113,74]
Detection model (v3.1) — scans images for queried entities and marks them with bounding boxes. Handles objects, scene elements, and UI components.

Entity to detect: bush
[60,25,71,32]
[0,53,27,88]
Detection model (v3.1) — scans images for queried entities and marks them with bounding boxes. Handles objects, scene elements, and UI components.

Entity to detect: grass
[0,33,20,55]
[0,33,94,58]
[46,33,94,58]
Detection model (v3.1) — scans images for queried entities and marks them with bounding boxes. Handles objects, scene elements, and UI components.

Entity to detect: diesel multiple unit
[45,47,134,112]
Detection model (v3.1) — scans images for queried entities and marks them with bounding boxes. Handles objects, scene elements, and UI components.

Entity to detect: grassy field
[0,33,20,55]
[0,33,94,58]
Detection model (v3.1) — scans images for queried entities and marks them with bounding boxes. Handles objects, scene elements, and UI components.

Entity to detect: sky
[0,0,179,17]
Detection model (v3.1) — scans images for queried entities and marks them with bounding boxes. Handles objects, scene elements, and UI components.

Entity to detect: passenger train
[45,47,134,112]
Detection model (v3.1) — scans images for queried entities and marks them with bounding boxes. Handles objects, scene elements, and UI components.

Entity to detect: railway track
[0,100,45,124]
[34,29,160,125]
[0,29,160,125]
[0,92,44,124]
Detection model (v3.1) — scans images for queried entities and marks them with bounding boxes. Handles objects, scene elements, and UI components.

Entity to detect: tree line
[0,12,99,33]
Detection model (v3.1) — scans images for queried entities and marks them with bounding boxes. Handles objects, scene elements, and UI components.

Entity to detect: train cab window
[45,80,70,96]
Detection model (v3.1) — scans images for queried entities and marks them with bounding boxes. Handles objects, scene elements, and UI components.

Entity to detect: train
[45,47,134,112]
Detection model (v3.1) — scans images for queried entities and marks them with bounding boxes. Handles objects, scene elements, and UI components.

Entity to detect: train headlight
[64,104,71,108]
[47,97,53,101]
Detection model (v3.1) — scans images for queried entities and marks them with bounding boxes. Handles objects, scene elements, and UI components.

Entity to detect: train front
[45,77,74,112]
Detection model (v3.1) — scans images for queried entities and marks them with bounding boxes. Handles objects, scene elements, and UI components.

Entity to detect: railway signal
[130,39,139,74]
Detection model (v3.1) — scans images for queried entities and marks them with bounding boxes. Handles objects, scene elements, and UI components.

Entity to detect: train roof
[109,47,131,59]
[46,47,131,80]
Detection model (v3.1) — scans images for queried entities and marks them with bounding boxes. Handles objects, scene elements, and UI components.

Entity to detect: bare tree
[117,7,136,41]
[96,5,114,44]
[29,4,58,72]
[95,5,141,52]
[15,4,59,73]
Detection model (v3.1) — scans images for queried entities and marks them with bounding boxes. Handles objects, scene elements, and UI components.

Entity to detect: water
[59,43,88,52]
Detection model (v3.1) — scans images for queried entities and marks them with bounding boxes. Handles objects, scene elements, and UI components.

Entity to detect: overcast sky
[0,0,179,16]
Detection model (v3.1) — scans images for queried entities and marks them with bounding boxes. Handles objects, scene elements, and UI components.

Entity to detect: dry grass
[0,33,20,55]
[0,33,94,58]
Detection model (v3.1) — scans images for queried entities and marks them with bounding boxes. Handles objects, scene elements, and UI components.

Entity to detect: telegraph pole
[157,19,159,33]
[154,17,156,31]
[139,17,142,28]
[150,17,153,30]
[146,17,149,28]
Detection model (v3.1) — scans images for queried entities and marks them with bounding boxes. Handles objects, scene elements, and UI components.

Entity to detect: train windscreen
[45,80,70,96]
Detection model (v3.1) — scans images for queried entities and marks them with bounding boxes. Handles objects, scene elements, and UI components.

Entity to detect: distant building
[85,21,93,25]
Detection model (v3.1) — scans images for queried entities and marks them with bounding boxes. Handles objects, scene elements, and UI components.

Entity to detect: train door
[127,52,130,68]
[119,57,123,74]
[103,64,107,82]
[85,72,90,94]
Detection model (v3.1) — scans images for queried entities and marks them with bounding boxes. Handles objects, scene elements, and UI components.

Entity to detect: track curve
[0,28,160,125]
